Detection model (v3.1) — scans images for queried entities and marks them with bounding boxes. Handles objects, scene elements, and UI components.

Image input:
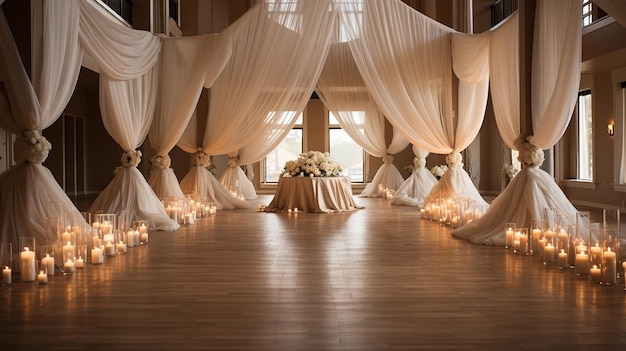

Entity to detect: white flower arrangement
[281,150,343,177]
[513,134,545,167]
[192,151,211,168]
[382,154,394,164]
[404,157,426,174]
[500,164,518,179]
[13,130,52,164]
[445,152,463,167]
[121,150,142,168]
[228,156,240,168]
[150,154,171,170]
[430,164,448,180]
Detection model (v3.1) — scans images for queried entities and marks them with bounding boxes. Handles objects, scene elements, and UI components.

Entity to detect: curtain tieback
[14,130,52,164]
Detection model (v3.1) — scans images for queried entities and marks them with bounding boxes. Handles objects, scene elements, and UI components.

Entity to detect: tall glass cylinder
[601,227,618,286]
[542,214,556,266]
[505,222,515,250]
[589,229,603,283]
[19,236,36,282]
[39,244,55,276]
[530,218,541,256]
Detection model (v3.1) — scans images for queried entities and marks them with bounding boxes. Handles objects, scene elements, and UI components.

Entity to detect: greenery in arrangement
[281,151,343,177]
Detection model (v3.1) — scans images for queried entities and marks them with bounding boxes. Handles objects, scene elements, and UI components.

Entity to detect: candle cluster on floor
[505,208,624,290]
[163,195,217,225]
[420,193,487,229]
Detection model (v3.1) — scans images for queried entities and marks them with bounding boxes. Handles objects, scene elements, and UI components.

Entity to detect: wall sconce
[607,123,614,136]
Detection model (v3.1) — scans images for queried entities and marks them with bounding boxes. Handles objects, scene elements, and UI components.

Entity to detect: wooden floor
[1,195,625,350]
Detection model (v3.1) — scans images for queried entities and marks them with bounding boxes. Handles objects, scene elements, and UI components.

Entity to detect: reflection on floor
[1,195,625,350]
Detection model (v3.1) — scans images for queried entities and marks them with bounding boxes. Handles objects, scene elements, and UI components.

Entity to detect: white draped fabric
[0,1,88,251]
[453,0,582,245]
[177,114,251,209]
[148,34,229,199]
[315,41,408,197]
[204,0,334,156]
[390,145,437,207]
[89,65,178,231]
[337,0,488,206]
[219,153,258,200]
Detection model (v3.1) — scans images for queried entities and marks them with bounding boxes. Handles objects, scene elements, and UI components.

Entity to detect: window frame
[327,111,365,183]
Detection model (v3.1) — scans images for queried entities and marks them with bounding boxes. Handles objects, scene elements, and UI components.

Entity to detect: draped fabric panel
[0,0,88,252]
[219,151,258,200]
[337,0,487,206]
[78,0,160,79]
[390,145,437,207]
[315,40,408,197]
[453,0,582,245]
[89,65,178,231]
[204,0,335,156]
[148,34,230,199]
[180,166,250,210]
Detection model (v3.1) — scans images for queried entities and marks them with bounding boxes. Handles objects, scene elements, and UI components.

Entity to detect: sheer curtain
[452,0,582,245]
[0,1,88,251]
[178,112,251,210]
[390,145,437,207]
[337,0,488,207]
[219,152,258,200]
[148,34,229,199]
[315,41,408,197]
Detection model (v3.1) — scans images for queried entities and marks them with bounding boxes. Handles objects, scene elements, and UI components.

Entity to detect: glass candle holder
[134,220,149,245]
[514,228,530,255]
[574,240,589,275]
[96,213,116,245]
[505,222,515,250]
[601,227,618,286]
[1,242,13,285]
[39,244,55,276]
[36,261,48,285]
[589,229,603,283]
[90,239,103,265]
[116,231,127,255]
[556,227,569,270]
[19,236,36,282]
[530,218,541,256]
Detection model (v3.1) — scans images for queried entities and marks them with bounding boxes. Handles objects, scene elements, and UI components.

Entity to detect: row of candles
[505,208,624,288]
[0,212,150,285]
[420,194,488,228]
[163,195,217,225]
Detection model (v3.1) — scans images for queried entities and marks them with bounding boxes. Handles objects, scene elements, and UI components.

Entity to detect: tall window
[328,112,364,182]
[577,90,593,180]
[264,114,303,182]
[582,0,593,26]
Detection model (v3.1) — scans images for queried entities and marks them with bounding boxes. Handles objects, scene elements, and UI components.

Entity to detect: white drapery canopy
[452,0,582,245]
[315,41,408,198]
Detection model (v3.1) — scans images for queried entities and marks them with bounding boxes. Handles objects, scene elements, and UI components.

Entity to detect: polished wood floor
[1,195,625,350]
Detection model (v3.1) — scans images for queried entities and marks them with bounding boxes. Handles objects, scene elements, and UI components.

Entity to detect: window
[328,112,364,182]
[581,0,609,27]
[577,90,593,180]
[264,114,303,183]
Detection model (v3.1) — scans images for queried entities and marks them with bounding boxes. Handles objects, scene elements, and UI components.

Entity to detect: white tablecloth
[265,176,363,213]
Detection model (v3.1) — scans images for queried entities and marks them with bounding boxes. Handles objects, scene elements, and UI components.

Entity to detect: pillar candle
[139,223,147,234]
[62,242,75,260]
[37,270,47,284]
[590,265,601,281]
[116,241,126,254]
[2,266,11,284]
[140,232,148,244]
[544,243,555,263]
[91,248,103,265]
[42,254,55,276]
[602,248,617,284]
[61,230,72,244]
[20,247,36,281]
[575,252,589,274]
[558,249,568,268]
[505,229,514,248]
[64,259,75,274]
[104,242,115,257]
[75,256,84,269]
[519,234,528,253]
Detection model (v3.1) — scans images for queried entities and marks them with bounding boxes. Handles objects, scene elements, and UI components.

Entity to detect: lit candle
[37,270,48,284]
[602,248,617,284]
[116,241,126,254]
[102,233,115,244]
[2,266,11,285]
[543,243,555,263]
[505,228,514,249]
[41,254,55,276]
[61,229,72,244]
[63,259,75,274]
[575,250,589,274]
[91,248,103,265]
[104,241,115,257]
[140,232,148,244]
[75,256,84,269]
[590,264,601,281]
[420,209,426,219]
[139,223,147,234]
[544,230,555,241]
[538,238,546,257]
[558,249,568,269]
[532,228,541,247]
[20,247,36,281]
[62,241,75,260]
[519,233,528,253]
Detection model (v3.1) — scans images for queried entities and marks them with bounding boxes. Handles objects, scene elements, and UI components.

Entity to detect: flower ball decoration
[430,164,448,180]
[445,152,463,167]
[382,154,394,164]
[281,151,343,177]
[150,154,171,170]
[13,130,52,164]
[121,150,142,168]
[513,134,545,167]
[192,151,211,167]
[228,156,240,168]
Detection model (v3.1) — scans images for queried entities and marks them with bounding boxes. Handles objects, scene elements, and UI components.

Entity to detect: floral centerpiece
[500,164,518,179]
[430,164,448,180]
[404,156,426,174]
[281,151,343,177]
[514,134,545,167]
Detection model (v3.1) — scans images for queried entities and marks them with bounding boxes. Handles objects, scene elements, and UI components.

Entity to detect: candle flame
[24,247,30,252]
